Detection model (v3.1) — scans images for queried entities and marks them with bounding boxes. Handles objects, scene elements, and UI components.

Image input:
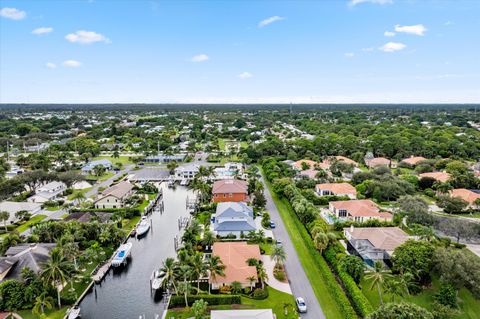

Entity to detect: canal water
[79,184,192,319]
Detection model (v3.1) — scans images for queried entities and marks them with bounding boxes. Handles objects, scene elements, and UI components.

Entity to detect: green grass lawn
[218,138,226,151]
[123,215,141,231]
[67,188,92,200]
[260,242,274,255]
[17,306,68,319]
[240,141,249,149]
[261,170,346,319]
[86,171,115,182]
[361,276,480,319]
[92,155,134,165]
[15,214,47,233]
[166,286,297,319]
[45,206,62,211]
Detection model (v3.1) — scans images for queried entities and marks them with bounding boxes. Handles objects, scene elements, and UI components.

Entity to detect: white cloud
[238,72,253,79]
[0,7,26,20]
[384,31,395,37]
[190,54,209,62]
[258,16,284,28]
[344,52,355,58]
[32,27,53,35]
[362,47,375,52]
[62,60,82,68]
[379,42,406,52]
[349,0,393,6]
[45,62,57,69]
[394,24,427,36]
[65,30,110,44]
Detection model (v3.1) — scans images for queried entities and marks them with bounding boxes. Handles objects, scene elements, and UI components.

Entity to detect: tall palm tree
[257,264,268,289]
[178,264,192,307]
[160,257,179,294]
[190,252,207,293]
[201,230,216,250]
[271,245,287,267]
[32,293,54,316]
[71,191,86,205]
[365,261,392,305]
[314,232,329,254]
[207,255,225,294]
[41,249,74,308]
[247,275,257,292]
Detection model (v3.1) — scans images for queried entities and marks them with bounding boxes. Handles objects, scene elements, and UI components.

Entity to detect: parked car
[270,221,276,229]
[275,240,283,247]
[296,297,307,313]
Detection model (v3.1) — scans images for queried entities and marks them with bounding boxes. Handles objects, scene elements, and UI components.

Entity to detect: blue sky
[1,0,479,103]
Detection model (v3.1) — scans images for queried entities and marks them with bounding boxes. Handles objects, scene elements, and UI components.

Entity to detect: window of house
[339,209,347,217]
[223,194,226,198]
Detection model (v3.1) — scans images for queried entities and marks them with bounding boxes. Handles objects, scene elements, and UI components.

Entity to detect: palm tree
[167,160,179,174]
[314,232,329,254]
[271,245,287,267]
[365,261,392,305]
[201,230,216,250]
[178,264,192,307]
[246,275,257,292]
[190,252,207,293]
[32,293,54,316]
[71,191,86,205]
[257,264,268,289]
[0,211,9,231]
[207,255,225,294]
[231,281,242,294]
[41,249,74,308]
[160,257,179,294]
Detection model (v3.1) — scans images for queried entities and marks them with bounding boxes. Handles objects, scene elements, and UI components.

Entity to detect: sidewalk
[261,255,292,295]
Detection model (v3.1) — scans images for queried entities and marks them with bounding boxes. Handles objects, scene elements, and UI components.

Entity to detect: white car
[296,297,307,313]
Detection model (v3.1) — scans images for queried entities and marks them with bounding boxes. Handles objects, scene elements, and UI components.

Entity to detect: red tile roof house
[212,179,248,203]
[316,183,357,199]
[419,171,451,183]
[400,156,428,167]
[210,242,261,289]
[365,157,397,169]
[450,188,480,207]
[329,199,392,223]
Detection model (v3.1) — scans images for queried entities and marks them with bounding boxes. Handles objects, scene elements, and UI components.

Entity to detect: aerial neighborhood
[0,106,479,319]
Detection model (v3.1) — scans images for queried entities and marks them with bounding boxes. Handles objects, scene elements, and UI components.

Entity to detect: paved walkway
[260,175,326,319]
[261,255,292,294]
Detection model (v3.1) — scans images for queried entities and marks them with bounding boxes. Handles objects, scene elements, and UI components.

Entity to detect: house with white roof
[174,164,200,181]
[28,181,66,203]
[81,159,113,174]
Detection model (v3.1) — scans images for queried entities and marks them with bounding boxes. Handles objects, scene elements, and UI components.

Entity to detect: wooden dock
[92,260,111,283]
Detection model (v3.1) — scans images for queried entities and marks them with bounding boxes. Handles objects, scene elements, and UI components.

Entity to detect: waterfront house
[174,163,200,181]
[144,153,186,163]
[329,199,392,222]
[94,181,134,209]
[212,202,256,238]
[210,242,260,289]
[212,179,248,203]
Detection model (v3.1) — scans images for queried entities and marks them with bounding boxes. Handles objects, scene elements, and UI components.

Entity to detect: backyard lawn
[86,171,115,182]
[361,276,480,319]
[166,286,297,319]
[15,214,47,233]
[17,307,69,319]
[92,155,134,165]
[261,170,346,319]
[218,138,226,151]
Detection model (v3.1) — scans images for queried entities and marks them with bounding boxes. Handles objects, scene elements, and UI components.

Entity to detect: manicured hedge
[324,246,373,317]
[168,294,241,308]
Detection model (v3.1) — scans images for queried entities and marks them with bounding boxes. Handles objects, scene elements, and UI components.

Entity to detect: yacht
[111,242,133,267]
[67,306,81,319]
[136,216,150,237]
[151,269,166,291]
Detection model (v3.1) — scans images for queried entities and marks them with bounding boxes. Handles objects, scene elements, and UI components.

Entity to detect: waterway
[79,184,192,319]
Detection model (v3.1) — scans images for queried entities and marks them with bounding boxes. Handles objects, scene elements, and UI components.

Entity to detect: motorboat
[67,305,81,319]
[136,216,150,237]
[111,242,133,267]
[151,269,166,291]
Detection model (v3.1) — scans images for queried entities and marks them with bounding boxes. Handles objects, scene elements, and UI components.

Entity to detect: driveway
[260,176,326,319]
[261,255,292,295]
[86,165,134,199]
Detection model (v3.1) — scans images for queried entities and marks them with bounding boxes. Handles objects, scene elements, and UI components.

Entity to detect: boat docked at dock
[151,269,166,291]
[67,305,81,319]
[112,242,133,267]
[136,216,150,237]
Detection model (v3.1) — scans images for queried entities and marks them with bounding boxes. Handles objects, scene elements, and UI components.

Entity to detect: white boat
[111,242,133,267]
[67,306,81,319]
[136,216,150,237]
[151,269,166,290]
[180,179,188,186]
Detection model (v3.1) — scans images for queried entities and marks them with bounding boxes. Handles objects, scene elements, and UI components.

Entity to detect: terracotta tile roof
[292,159,317,170]
[450,188,480,205]
[299,169,319,179]
[365,157,391,167]
[419,171,451,183]
[211,242,260,285]
[316,183,356,195]
[331,199,392,219]
[401,156,427,166]
[212,180,248,194]
[333,156,358,166]
[344,227,409,252]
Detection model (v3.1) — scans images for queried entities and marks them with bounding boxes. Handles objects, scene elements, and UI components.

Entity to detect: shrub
[274,268,286,281]
[219,285,232,294]
[169,295,241,308]
[252,288,269,300]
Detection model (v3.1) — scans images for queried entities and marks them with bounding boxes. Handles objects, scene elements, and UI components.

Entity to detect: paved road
[261,176,326,319]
